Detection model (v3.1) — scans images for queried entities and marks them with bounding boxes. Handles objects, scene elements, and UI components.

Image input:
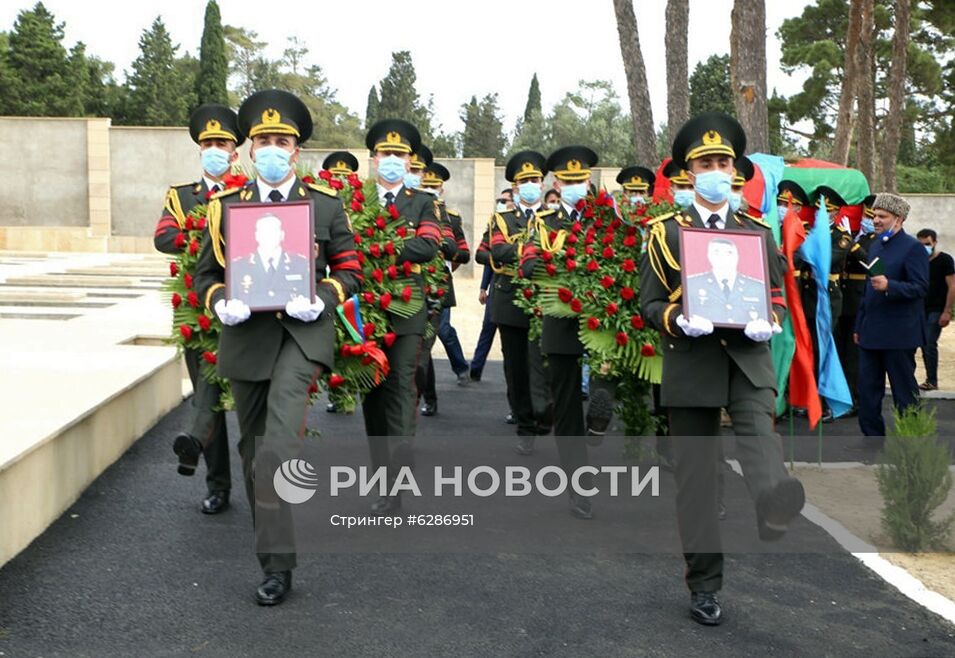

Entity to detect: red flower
[396,226,408,238]
[363,322,376,338]
[575,199,587,211]
[602,246,615,259]
[357,252,366,264]
[586,260,599,273]
[631,315,645,330]
[558,287,573,303]
[202,351,217,365]
[354,234,363,245]
[318,169,333,182]
[565,247,576,258]
[364,227,375,238]
[602,233,615,246]
[523,288,534,299]
[328,374,346,389]
[184,216,194,231]
[384,241,396,256]
[197,315,212,331]
[188,238,199,256]
[379,292,392,310]
[565,259,577,272]
[171,293,182,308]
[616,332,629,346]
[376,216,387,230]
[403,261,413,276]
[600,275,615,289]
[363,292,376,304]
[622,259,636,273]
[186,291,199,308]
[571,221,583,234]
[372,268,384,283]
[585,247,595,257]
[348,173,362,188]
[587,317,600,330]
[566,233,578,245]
[329,178,344,190]
[606,302,618,315]
[427,264,436,274]
[222,173,248,190]
[301,175,315,184]
[620,287,635,301]
[542,251,553,263]
[548,231,558,243]
[387,204,400,219]
[545,263,557,277]
[353,190,365,203]
[383,332,397,347]
[173,232,186,249]
[583,206,595,219]
[183,273,193,289]
[436,288,446,298]
[641,344,656,357]
[369,244,382,258]
[179,324,193,341]
[168,261,178,278]
[307,382,319,396]
[351,200,363,212]
[611,218,622,230]
[196,217,206,231]
[623,235,638,248]
[387,265,398,279]
[570,298,583,313]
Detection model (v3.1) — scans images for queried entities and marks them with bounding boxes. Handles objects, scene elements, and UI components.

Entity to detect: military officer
[417,162,471,416]
[476,151,553,456]
[157,103,242,515]
[322,151,360,177]
[518,146,599,520]
[640,112,805,626]
[361,119,442,515]
[194,89,362,605]
[617,165,655,209]
[685,237,769,325]
[229,213,312,307]
[665,160,695,211]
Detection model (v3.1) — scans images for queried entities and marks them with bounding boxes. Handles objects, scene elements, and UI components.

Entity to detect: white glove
[744,318,782,342]
[285,295,325,323]
[214,298,251,326]
[676,314,714,338]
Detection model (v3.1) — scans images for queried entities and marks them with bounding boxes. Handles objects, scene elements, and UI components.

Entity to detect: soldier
[157,103,242,516]
[685,237,769,325]
[640,112,805,626]
[617,165,654,209]
[322,151,360,178]
[476,151,553,456]
[406,144,433,190]
[519,146,600,520]
[229,213,312,307]
[194,89,362,605]
[417,161,471,417]
[730,155,753,213]
[361,119,442,515]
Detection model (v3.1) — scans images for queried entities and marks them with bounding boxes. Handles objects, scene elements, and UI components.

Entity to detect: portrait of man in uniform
[225,201,314,311]
[681,229,770,328]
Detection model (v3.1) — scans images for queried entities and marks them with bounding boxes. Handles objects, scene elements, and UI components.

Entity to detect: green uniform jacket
[433,202,470,308]
[154,180,211,254]
[840,231,876,319]
[475,208,532,329]
[388,187,442,335]
[194,177,362,381]
[639,205,788,408]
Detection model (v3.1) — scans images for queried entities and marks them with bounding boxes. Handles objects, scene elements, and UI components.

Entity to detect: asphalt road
[1,362,953,657]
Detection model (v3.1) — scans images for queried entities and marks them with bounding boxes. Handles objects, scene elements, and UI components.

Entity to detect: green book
[862,256,884,277]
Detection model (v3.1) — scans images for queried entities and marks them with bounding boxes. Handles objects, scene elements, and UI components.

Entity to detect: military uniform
[640,113,804,621]
[155,104,243,506]
[194,91,362,588]
[229,250,312,308]
[322,151,360,177]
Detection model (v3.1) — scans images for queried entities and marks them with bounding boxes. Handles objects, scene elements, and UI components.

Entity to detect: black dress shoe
[202,490,230,515]
[504,412,516,425]
[569,495,593,520]
[421,401,437,416]
[371,494,402,516]
[469,370,482,382]
[756,477,806,541]
[690,592,722,625]
[586,387,613,445]
[173,433,202,476]
[515,436,535,456]
[326,402,337,413]
[255,571,291,606]
[456,373,470,387]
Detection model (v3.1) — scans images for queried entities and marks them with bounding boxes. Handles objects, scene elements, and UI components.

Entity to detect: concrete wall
[904,195,955,242]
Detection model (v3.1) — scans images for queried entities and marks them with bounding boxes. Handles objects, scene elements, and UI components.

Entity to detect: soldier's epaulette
[536,208,555,218]
[307,182,338,197]
[742,212,770,230]
[448,209,460,217]
[645,211,676,227]
[170,181,197,189]
[834,223,850,233]
[211,186,241,201]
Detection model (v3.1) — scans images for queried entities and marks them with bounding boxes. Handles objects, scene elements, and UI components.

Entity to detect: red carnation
[357,251,366,264]
[388,204,400,219]
[354,234,363,245]
[570,298,583,313]
[606,302,618,315]
[173,232,186,249]
[585,247,595,257]
[384,241,396,256]
[575,199,586,211]
[545,263,557,277]
[558,287,573,303]
[179,324,193,341]
[383,332,397,347]
[196,217,206,231]
[396,226,408,238]
[523,288,534,299]
[583,206,595,219]
[542,251,553,263]
[372,269,384,283]
[566,233,578,245]
[403,261,413,276]
[623,235,638,248]
[363,292,376,304]
[328,374,346,389]
[169,262,179,277]
[171,293,182,308]
[602,246,615,259]
[183,273,193,289]
[565,259,577,272]
[202,351,217,365]
[197,315,212,332]
[318,170,333,182]
[626,226,638,236]
[616,332,629,347]
[301,175,316,184]
[329,178,344,190]
[611,218,622,230]
[565,247,576,258]
[379,292,392,310]
[188,239,199,256]
[641,344,656,357]
[602,233,615,246]
[571,221,583,234]
[186,291,199,308]
[387,265,398,279]
[631,315,645,330]
[587,317,600,330]
[436,288,446,298]
[222,173,248,190]
[364,227,375,238]
[586,260,599,273]
[622,259,636,273]
[620,287,635,301]
[353,190,365,203]
[363,322,376,338]
[184,216,194,231]
[376,216,387,230]
[350,200,363,212]
[427,264,436,274]
[369,244,382,258]
[348,173,361,188]
[600,275,615,289]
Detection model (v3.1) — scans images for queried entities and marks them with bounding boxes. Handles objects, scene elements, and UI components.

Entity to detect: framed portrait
[678,227,771,329]
[225,200,315,312]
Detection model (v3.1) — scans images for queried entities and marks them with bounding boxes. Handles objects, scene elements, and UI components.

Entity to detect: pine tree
[194,0,228,107]
[689,54,734,117]
[125,17,192,126]
[523,73,541,122]
[460,93,506,162]
[377,51,432,137]
[365,86,380,127]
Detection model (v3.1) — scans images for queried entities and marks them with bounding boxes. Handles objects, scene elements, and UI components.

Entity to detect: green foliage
[877,404,954,551]
[896,164,953,194]
[523,73,542,123]
[460,94,506,162]
[376,51,433,140]
[125,17,192,126]
[549,80,634,167]
[689,55,734,117]
[365,86,380,128]
[194,0,228,106]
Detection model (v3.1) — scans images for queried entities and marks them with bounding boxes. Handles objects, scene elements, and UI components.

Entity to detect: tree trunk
[665,0,689,143]
[832,0,863,164]
[855,0,876,187]
[881,0,911,193]
[613,0,657,165]
[730,0,769,153]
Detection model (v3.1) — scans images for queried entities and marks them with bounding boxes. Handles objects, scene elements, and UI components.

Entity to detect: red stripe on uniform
[330,250,358,261]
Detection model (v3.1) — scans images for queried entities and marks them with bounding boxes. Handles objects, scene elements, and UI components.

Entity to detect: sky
[0,0,813,135]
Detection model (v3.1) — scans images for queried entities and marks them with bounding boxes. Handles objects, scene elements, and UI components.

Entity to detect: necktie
[570,210,579,222]
[268,189,283,203]
[210,184,220,194]
[385,191,395,207]
[707,214,721,229]
[722,279,731,298]
[525,208,534,221]
[268,258,276,274]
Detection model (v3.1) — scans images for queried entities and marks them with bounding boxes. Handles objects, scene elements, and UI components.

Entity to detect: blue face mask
[674,189,694,209]
[201,147,231,177]
[728,192,743,212]
[860,218,875,234]
[560,183,588,207]
[692,170,732,204]
[629,194,645,206]
[518,182,542,205]
[403,172,421,189]
[253,145,292,184]
[925,245,934,256]
[377,155,407,184]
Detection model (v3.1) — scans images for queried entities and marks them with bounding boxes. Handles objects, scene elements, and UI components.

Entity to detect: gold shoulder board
[307,183,338,197]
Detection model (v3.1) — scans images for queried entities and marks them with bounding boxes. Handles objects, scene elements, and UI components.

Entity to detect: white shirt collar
[561,200,580,217]
[377,183,404,204]
[257,176,297,203]
[694,200,729,229]
[203,176,223,194]
[257,248,283,271]
[518,201,542,214]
